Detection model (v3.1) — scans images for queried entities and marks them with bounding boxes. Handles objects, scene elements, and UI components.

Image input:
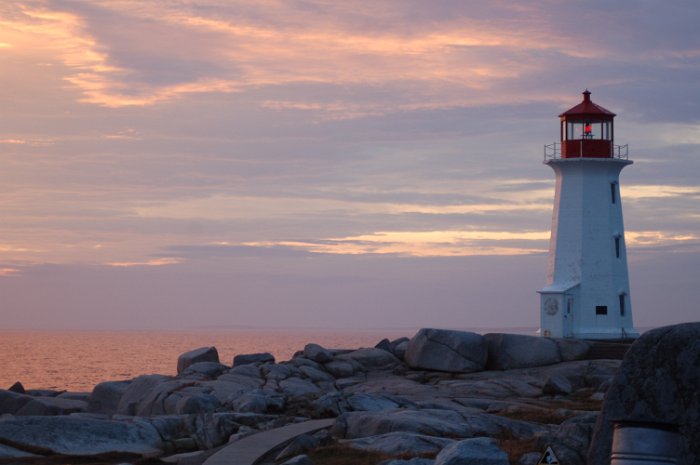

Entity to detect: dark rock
[375,338,392,352]
[116,374,170,416]
[0,416,163,456]
[390,338,410,361]
[88,380,131,415]
[177,347,219,375]
[181,361,229,378]
[280,455,315,465]
[0,443,40,459]
[588,323,700,465]
[233,352,275,367]
[405,328,487,373]
[8,381,25,394]
[0,389,33,414]
[304,343,334,363]
[433,437,509,465]
[335,348,401,371]
[542,374,573,396]
[555,338,591,361]
[485,333,561,370]
[276,433,321,461]
[16,396,87,416]
[323,360,355,378]
[343,431,455,455]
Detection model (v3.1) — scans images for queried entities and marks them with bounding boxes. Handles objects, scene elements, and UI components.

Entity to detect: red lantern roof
[559,90,615,119]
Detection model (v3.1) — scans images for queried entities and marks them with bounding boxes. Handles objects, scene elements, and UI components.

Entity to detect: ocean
[0,327,538,392]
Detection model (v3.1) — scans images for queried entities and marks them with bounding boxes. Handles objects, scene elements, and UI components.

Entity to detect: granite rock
[0,416,163,456]
[485,333,561,370]
[177,347,219,375]
[434,437,508,465]
[405,328,487,373]
[588,323,700,465]
[233,352,275,367]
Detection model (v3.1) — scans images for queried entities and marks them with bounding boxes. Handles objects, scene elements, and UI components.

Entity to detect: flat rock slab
[0,416,163,456]
[203,418,334,465]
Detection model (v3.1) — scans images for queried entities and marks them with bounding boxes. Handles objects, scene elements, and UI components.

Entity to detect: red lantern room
[559,90,616,158]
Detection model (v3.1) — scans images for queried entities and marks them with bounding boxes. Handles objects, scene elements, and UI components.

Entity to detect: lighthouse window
[611,183,617,204]
[619,294,626,316]
[596,305,608,315]
[615,237,621,258]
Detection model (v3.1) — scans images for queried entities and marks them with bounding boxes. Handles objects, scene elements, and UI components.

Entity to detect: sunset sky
[1,1,698,330]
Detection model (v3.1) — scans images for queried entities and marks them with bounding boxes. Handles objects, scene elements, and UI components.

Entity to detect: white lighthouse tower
[539,90,638,341]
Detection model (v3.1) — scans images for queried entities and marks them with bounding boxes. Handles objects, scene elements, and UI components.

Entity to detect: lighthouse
[539,90,639,341]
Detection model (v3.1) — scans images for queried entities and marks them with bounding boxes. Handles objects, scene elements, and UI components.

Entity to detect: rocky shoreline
[1,325,697,465]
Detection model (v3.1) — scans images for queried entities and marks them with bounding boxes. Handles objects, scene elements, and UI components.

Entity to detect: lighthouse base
[574,328,639,342]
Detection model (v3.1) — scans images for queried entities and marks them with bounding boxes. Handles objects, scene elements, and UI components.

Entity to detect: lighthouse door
[564,297,574,338]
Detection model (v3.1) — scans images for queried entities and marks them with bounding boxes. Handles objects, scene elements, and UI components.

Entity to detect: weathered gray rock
[542,374,573,396]
[0,389,33,414]
[346,393,401,412]
[145,413,251,450]
[280,455,315,465]
[116,374,170,415]
[555,338,590,361]
[276,433,322,461]
[280,377,322,397]
[391,339,410,361]
[207,375,263,405]
[177,347,219,375]
[181,361,229,378]
[304,343,334,363]
[233,352,275,367]
[485,333,561,370]
[0,416,163,456]
[588,323,700,465]
[344,431,455,455]
[336,348,401,371]
[88,380,131,415]
[375,338,392,352]
[379,459,433,465]
[299,365,335,383]
[0,443,40,459]
[8,381,25,393]
[174,393,220,414]
[434,437,508,465]
[333,408,472,439]
[16,396,87,416]
[324,360,355,378]
[405,328,487,373]
[231,388,285,413]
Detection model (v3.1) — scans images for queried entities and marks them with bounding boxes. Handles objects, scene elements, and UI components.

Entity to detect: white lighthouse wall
[541,158,638,340]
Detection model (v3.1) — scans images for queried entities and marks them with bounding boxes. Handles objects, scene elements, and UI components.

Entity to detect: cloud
[107,257,183,268]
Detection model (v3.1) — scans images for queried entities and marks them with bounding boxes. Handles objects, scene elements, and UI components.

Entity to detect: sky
[0,0,699,331]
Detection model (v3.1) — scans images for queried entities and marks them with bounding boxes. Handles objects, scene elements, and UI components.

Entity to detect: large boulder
[116,374,170,416]
[343,431,455,456]
[0,416,163,456]
[88,380,131,415]
[588,323,700,465]
[405,328,487,373]
[177,347,219,374]
[15,396,87,416]
[335,348,401,371]
[304,343,334,363]
[484,333,561,370]
[0,389,33,414]
[233,353,275,367]
[333,409,474,439]
[434,437,509,465]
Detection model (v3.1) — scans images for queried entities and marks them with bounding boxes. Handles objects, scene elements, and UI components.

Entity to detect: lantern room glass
[562,120,612,141]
